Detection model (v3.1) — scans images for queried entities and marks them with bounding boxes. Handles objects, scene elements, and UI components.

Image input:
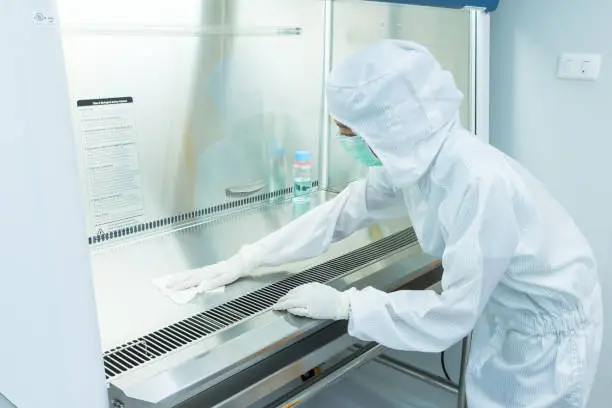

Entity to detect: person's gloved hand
[166,245,261,292]
[272,282,356,320]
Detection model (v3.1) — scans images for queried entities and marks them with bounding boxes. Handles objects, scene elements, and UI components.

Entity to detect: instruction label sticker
[77,97,145,235]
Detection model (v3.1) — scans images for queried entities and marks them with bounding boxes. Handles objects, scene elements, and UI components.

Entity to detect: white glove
[166,245,262,292]
[272,282,356,320]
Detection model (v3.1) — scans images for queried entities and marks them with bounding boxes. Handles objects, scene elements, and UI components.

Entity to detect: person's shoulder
[435,136,516,191]
[465,134,513,170]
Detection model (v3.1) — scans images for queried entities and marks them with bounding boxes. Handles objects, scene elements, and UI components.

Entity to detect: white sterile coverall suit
[169,40,603,407]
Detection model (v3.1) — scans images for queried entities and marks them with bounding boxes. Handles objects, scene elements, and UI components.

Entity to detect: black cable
[441,351,452,382]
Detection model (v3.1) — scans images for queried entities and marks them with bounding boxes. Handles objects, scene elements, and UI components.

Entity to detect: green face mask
[338,134,382,167]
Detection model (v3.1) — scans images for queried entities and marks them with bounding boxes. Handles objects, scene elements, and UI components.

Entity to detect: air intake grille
[103,227,418,380]
[88,181,319,245]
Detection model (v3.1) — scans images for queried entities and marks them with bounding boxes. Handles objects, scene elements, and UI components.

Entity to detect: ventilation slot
[103,227,418,380]
[89,181,320,245]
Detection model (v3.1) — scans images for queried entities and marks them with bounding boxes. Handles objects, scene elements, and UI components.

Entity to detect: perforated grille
[88,181,319,245]
[103,227,417,379]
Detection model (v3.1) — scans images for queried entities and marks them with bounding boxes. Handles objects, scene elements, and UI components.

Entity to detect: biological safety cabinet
[0,0,498,407]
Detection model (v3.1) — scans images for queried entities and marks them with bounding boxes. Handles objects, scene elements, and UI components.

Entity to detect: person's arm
[253,167,407,267]
[168,168,408,291]
[347,177,520,352]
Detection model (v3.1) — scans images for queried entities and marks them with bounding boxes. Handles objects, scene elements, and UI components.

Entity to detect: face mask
[338,134,382,167]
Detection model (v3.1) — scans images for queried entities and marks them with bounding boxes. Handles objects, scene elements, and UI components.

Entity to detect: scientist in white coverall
[169,40,603,407]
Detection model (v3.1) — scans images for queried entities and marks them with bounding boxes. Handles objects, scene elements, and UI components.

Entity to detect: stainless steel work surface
[106,244,439,406]
[91,190,443,406]
[91,190,410,351]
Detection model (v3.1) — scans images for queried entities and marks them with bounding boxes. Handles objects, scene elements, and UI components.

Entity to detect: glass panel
[328,1,471,189]
[58,0,327,240]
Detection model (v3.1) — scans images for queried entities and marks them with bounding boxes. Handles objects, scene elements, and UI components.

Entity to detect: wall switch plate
[557,53,602,80]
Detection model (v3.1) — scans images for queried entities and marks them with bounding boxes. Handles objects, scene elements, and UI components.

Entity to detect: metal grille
[103,227,418,380]
[88,181,319,245]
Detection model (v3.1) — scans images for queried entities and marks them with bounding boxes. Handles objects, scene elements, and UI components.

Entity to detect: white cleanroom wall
[491,1,612,406]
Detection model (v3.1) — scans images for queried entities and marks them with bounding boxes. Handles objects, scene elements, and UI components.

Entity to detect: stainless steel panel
[211,334,355,408]
[318,0,335,190]
[271,343,386,408]
[58,0,327,238]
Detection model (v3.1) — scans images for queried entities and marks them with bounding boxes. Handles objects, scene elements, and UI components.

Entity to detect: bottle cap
[294,150,311,163]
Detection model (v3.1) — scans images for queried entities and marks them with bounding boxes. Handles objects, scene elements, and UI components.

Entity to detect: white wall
[490,1,612,406]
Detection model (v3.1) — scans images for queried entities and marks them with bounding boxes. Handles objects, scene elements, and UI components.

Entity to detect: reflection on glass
[60,0,327,238]
[187,0,327,213]
[194,55,268,208]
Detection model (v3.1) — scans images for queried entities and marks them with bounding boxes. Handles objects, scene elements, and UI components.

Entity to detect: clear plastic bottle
[293,150,312,203]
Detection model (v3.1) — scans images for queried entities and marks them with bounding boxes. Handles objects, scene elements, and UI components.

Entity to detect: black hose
[441,351,452,382]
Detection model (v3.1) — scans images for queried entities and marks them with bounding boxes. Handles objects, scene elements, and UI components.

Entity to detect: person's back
[321,38,603,405]
[426,129,603,406]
